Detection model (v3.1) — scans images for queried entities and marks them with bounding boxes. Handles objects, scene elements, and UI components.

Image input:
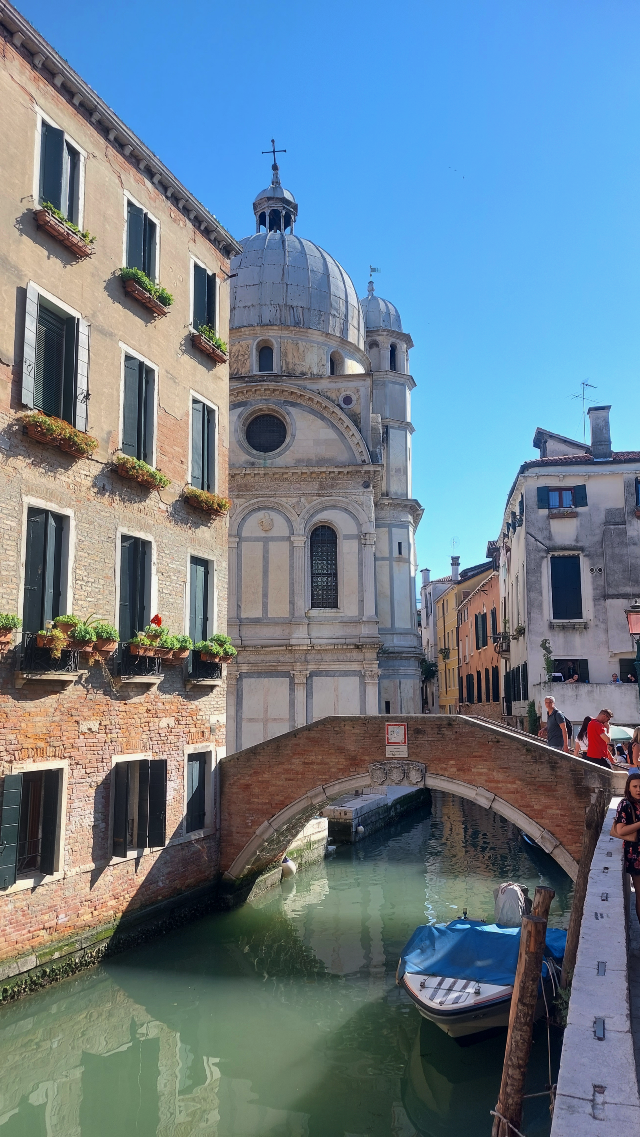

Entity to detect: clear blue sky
[19,0,640,578]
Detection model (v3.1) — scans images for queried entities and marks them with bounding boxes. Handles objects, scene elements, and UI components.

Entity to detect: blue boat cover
[398,919,567,987]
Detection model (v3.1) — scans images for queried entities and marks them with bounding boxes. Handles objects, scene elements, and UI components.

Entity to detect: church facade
[226,162,422,752]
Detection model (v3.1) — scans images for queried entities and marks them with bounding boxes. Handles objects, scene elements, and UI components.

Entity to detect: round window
[341,394,354,407]
[245,413,287,453]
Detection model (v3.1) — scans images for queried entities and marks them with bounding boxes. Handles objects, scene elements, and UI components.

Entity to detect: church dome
[360,281,403,333]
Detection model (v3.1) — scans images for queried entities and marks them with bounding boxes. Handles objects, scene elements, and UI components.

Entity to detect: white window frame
[188,388,218,493]
[190,256,219,333]
[17,496,75,625]
[122,193,161,283]
[3,759,69,891]
[181,744,217,840]
[546,551,587,623]
[114,527,158,633]
[33,108,87,228]
[108,752,166,861]
[117,341,159,468]
[184,550,217,640]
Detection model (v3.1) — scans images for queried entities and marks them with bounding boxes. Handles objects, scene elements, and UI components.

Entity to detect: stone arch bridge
[220,715,620,887]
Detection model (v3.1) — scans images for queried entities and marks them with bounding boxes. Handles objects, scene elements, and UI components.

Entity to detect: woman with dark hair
[612,772,640,923]
[573,716,591,757]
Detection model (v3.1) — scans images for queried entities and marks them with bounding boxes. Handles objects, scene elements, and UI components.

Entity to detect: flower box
[129,643,157,657]
[200,651,222,663]
[24,414,98,459]
[123,277,170,317]
[35,208,94,258]
[113,455,170,490]
[0,630,14,645]
[95,639,118,653]
[183,487,231,516]
[37,634,63,649]
[191,332,228,364]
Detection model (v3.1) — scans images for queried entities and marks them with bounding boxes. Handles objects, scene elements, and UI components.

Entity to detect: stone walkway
[628,884,640,1081]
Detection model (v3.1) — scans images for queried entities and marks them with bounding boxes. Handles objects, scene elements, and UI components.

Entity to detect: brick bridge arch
[220,715,618,887]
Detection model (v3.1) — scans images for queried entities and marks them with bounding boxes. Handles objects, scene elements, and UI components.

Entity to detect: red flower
[150,614,162,627]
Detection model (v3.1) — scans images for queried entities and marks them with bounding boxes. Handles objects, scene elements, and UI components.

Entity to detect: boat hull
[402,973,513,1037]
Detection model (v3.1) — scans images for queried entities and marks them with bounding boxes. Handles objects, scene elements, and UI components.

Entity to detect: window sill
[185,677,222,691]
[5,870,63,893]
[123,277,170,317]
[34,208,94,258]
[548,508,578,519]
[109,846,165,864]
[14,670,80,689]
[549,620,588,630]
[169,826,215,845]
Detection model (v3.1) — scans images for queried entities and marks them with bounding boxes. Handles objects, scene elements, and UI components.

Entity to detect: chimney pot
[421,568,431,586]
[587,405,612,460]
[451,556,460,582]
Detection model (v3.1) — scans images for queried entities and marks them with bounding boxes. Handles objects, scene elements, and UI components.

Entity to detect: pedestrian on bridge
[584,709,614,769]
[539,696,569,752]
[612,772,640,924]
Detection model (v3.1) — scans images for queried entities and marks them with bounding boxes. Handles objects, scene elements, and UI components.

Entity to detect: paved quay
[629,884,640,1084]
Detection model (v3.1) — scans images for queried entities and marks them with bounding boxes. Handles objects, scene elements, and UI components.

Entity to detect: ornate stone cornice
[231,383,371,464]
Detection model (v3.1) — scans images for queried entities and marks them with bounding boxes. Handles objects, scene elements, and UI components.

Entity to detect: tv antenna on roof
[571,380,597,442]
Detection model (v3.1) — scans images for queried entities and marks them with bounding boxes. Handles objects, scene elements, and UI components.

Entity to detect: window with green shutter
[550,555,583,620]
[192,263,216,331]
[189,557,210,645]
[119,535,150,642]
[39,120,81,224]
[111,759,166,857]
[476,670,482,703]
[122,355,155,462]
[23,508,64,633]
[126,200,157,279]
[186,753,207,833]
[491,666,500,703]
[0,769,62,888]
[191,399,216,491]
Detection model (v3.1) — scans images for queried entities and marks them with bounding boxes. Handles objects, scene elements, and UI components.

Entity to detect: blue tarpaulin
[398,919,567,987]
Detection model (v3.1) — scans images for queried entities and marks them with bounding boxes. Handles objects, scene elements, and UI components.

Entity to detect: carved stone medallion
[258,512,274,532]
[369,761,426,788]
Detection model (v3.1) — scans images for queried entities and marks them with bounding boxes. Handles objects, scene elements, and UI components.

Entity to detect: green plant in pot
[195,633,237,662]
[54,614,81,635]
[70,623,97,652]
[92,621,119,651]
[37,626,68,659]
[0,613,21,643]
[128,633,156,656]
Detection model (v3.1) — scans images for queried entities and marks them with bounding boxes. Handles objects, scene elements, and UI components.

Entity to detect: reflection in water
[0,793,572,1137]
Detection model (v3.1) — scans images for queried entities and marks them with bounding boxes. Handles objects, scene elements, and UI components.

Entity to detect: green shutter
[112,762,129,858]
[142,365,155,464]
[206,271,216,328]
[143,215,157,280]
[61,316,78,426]
[23,508,46,633]
[186,753,206,833]
[119,535,134,641]
[550,555,582,620]
[22,283,39,409]
[39,122,64,210]
[205,405,215,491]
[0,774,23,889]
[42,512,63,626]
[148,760,167,847]
[492,666,500,703]
[481,612,488,647]
[35,303,65,416]
[75,318,90,433]
[122,355,140,457]
[137,760,150,850]
[474,613,480,650]
[573,484,588,507]
[537,486,549,508]
[64,142,80,225]
[476,670,482,703]
[40,769,61,875]
[190,557,209,644]
[521,661,529,701]
[126,201,144,270]
[193,264,207,330]
[191,400,203,488]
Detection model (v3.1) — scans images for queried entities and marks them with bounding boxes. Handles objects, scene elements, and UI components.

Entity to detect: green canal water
[0,792,573,1137]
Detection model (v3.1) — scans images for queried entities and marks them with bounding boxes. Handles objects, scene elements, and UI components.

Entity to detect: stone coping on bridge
[551,797,640,1134]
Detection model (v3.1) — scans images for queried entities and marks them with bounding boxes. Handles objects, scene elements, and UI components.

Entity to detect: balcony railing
[189,652,223,681]
[109,643,163,680]
[19,632,79,674]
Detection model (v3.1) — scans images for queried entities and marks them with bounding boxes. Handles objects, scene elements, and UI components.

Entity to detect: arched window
[268,208,281,232]
[329,351,343,376]
[283,211,292,232]
[258,211,266,231]
[258,344,274,372]
[389,343,397,371]
[310,525,338,608]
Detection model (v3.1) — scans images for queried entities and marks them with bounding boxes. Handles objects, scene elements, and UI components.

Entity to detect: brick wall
[220,714,614,877]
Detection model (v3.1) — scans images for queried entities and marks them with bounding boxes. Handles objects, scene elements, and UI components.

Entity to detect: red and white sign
[385,722,408,757]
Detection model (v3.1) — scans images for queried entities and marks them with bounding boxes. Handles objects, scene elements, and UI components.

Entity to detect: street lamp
[625,600,640,688]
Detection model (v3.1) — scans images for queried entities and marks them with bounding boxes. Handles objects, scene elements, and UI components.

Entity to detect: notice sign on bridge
[385,722,408,757]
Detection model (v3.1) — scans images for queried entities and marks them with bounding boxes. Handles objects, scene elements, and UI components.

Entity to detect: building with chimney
[499,405,640,728]
[225,159,423,751]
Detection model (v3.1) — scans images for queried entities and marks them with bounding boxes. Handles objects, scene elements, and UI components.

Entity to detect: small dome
[230,231,364,348]
[360,281,403,332]
[253,183,297,208]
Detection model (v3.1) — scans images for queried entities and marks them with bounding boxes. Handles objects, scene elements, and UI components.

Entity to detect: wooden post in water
[532,885,555,920]
[561,789,608,989]
[491,914,549,1137]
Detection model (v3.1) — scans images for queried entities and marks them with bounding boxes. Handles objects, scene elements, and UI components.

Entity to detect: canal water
[0,792,573,1137]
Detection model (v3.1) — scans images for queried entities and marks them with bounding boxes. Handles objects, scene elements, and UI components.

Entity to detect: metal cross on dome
[262,139,286,184]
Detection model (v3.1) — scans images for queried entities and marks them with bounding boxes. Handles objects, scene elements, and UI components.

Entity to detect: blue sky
[19,0,640,578]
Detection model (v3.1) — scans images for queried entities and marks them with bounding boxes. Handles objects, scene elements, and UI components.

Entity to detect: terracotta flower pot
[173,648,191,660]
[129,643,154,656]
[75,642,96,654]
[55,620,77,635]
[95,639,118,652]
[0,629,15,644]
[200,651,222,663]
[37,634,60,649]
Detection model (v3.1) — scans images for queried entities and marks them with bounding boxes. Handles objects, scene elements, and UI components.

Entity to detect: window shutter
[148,760,167,847]
[62,315,79,426]
[0,774,23,889]
[573,484,588,507]
[537,486,549,508]
[492,666,500,702]
[550,555,582,620]
[22,283,39,408]
[122,356,140,457]
[193,264,207,330]
[136,539,149,632]
[64,142,80,225]
[23,508,46,633]
[119,535,134,641]
[35,303,65,416]
[522,661,529,701]
[112,762,129,857]
[190,557,209,645]
[191,399,203,487]
[40,768,61,875]
[39,122,64,210]
[205,405,215,491]
[126,201,144,270]
[75,318,89,431]
[504,670,512,707]
[481,612,488,648]
[476,670,482,703]
[474,613,480,650]
[485,668,490,702]
[142,365,155,464]
[186,753,206,833]
[137,759,150,850]
[143,215,157,280]
[43,512,63,626]
[206,271,216,328]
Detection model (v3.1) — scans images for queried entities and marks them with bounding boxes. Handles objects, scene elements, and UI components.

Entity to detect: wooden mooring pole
[491,911,550,1137]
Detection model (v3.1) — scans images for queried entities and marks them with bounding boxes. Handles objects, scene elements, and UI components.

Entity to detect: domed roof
[230,231,365,348]
[360,281,403,333]
[253,182,296,207]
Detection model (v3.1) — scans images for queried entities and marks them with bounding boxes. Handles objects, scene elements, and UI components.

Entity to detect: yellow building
[436,557,494,713]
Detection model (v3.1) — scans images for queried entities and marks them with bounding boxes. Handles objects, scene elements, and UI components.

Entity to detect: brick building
[435,557,493,714]
[0,1,241,980]
[456,550,503,722]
